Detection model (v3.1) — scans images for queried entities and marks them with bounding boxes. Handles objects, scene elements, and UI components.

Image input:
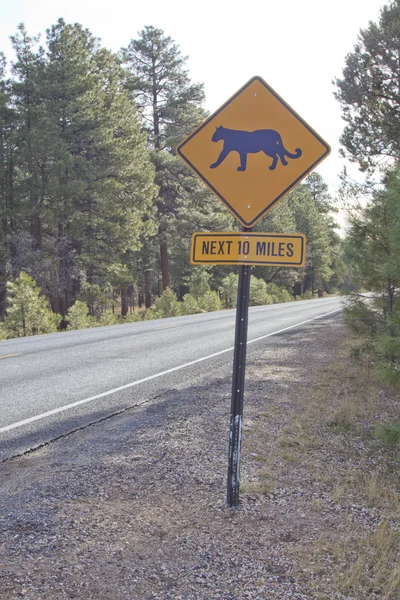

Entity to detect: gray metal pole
[227,227,252,508]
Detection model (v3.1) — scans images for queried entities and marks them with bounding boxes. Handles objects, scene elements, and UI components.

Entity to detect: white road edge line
[0,308,342,434]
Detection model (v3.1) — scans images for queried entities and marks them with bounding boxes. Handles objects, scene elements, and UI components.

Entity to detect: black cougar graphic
[210,125,302,172]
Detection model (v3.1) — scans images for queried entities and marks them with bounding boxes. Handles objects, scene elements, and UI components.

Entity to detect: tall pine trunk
[159,225,170,290]
[120,284,128,317]
[144,270,152,308]
[128,283,134,312]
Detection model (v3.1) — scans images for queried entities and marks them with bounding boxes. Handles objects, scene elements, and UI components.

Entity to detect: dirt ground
[0,314,399,600]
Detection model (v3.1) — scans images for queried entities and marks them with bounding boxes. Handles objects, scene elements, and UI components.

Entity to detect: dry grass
[300,335,400,599]
[325,521,400,600]
[3,318,398,600]
[242,330,399,599]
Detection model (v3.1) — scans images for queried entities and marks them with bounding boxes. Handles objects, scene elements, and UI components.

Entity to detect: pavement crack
[0,392,170,464]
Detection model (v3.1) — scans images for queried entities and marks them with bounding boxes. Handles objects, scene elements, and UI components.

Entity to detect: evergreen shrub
[219,273,238,308]
[198,291,222,312]
[3,272,61,338]
[154,288,181,318]
[122,312,143,323]
[67,301,97,330]
[249,276,273,306]
[375,423,400,445]
[98,311,119,327]
[181,293,201,315]
[0,323,8,340]
[301,291,314,300]
[143,308,161,320]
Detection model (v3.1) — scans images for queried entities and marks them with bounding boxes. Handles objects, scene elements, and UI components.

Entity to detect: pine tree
[0,52,14,318]
[3,272,61,337]
[123,26,206,293]
[304,172,336,214]
[1,20,158,320]
[334,1,400,172]
[41,20,156,315]
[343,168,400,386]
[374,171,400,386]
[291,186,333,295]
[303,173,344,294]
[10,24,47,257]
[42,20,110,314]
[252,196,298,291]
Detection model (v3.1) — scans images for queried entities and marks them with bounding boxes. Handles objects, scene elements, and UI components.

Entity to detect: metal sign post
[227,227,252,508]
[177,75,330,510]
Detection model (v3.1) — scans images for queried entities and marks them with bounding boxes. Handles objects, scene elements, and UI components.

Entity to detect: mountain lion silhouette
[210,125,302,172]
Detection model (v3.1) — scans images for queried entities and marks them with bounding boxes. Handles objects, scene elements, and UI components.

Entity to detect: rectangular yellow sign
[191,232,306,267]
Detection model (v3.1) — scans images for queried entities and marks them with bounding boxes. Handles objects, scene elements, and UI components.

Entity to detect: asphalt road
[0,296,342,461]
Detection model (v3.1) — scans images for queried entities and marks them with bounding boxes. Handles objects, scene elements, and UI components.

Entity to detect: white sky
[0,0,388,226]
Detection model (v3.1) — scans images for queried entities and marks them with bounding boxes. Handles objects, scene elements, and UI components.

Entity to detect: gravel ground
[0,314,398,600]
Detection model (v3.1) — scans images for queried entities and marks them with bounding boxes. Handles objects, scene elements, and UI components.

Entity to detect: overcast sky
[0,0,387,223]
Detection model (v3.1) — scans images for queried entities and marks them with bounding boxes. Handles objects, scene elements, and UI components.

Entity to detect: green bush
[265,282,293,303]
[280,289,293,303]
[3,272,61,338]
[98,311,119,326]
[154,288,181,318]
[198,291,222,312]
[301,291,314,300]
[122,311,143,323]
[219,273,238,308]
[249,276,273,306]
[143,308,161,320]
[0,323,8,340]
[67,301,97,330]
[189,270,211,300]
[265,282,281,302]
[375,423,400,445]
[78,281,112,316]
[181,293,201,315]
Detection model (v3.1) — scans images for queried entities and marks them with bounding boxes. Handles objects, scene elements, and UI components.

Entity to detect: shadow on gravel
[0,318,346,600]
[1,324,314,464]
[0,405,141,463]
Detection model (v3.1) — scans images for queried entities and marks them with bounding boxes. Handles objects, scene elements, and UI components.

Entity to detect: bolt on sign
[177,76,330,227]
[191,232,306,267]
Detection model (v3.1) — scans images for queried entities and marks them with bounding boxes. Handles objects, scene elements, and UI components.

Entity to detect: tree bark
[128,283,134,312]
[0,279,6,319]
[304,274,312,292]
[138,281,144,309]
[159,225,170,291]
[120,284,128,317]
[144,269,152,308]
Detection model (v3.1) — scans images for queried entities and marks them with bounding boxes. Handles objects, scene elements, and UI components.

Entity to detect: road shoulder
[0,314,398,600]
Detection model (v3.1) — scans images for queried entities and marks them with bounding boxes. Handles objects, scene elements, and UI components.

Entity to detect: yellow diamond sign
[177,76,330,227]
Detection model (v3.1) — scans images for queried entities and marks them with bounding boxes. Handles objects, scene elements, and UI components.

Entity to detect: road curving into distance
[0,296,343,461]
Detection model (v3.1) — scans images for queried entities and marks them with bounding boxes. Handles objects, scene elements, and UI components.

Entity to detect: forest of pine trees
[1,3,400,405]
[335,0,400,398]
[0,19,344,334]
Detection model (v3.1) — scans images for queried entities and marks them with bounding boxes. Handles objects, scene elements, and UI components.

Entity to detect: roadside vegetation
[242,3,400,595]
[0,269,316,339]
[0,4,398,598]
[240,327,399,599]
[0,0,397,455]
[333,1,400,456]
[0,20,344,338]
